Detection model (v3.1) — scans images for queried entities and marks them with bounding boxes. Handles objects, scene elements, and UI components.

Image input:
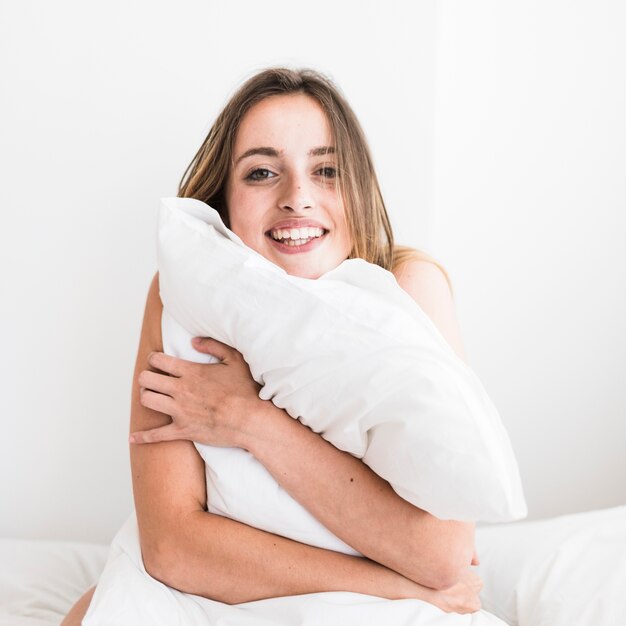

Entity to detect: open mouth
[265,226,329,251]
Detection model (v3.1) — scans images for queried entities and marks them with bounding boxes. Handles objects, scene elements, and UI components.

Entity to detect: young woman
[62,67,480,625]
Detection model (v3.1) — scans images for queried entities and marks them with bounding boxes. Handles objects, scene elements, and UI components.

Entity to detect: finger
[471,550,480,566]
[147,351,187,376]
[191,336,233,361]
[139,388,177,416]
[129,423,184,444]
[138,370,178,396]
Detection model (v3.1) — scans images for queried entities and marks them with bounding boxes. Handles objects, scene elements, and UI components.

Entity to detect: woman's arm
[236,258,473,589]
[241,400,472,591]
[131,273,476,607]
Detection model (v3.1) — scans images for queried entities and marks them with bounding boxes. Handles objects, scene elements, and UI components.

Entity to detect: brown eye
[318,167,337,179]
[246,168,276,181]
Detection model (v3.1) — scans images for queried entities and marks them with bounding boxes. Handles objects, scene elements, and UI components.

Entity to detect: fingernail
[129,435,136,444]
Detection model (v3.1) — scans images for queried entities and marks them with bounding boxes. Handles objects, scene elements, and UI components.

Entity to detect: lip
[266,231,328,254]
[265,218,329,233]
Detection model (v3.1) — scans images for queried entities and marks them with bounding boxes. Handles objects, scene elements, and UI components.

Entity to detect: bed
[2,505,624,626]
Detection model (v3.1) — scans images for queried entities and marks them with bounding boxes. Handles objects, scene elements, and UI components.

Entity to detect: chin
[281,260,326,280]
[285,267,321,279]
[264,247,344,279]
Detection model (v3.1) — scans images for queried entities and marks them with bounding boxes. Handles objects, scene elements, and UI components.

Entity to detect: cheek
[229,215,258,244]
[225,188,251,235]
[340,230,354,257]
[227,205,265,248]
[334,206,353,253]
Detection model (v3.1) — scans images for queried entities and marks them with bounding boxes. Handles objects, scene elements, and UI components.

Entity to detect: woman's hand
[129,337,263,449]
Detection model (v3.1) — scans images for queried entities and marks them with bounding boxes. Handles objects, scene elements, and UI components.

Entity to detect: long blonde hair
[178,67,449,285]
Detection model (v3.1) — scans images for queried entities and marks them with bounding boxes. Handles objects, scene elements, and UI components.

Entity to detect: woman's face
[225,94,352,279]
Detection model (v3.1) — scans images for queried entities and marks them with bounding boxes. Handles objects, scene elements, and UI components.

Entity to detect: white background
[1,0,624,544]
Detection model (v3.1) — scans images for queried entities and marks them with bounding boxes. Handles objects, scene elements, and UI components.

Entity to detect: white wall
[431,1,626,520]
[0,0,436,543]
[1,0,623,544]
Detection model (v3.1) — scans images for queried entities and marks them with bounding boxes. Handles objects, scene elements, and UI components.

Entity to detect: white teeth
[270,227,325,241]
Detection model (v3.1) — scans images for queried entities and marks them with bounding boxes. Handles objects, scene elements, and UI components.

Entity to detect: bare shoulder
[392,259,466,360]
[392,258,452,301]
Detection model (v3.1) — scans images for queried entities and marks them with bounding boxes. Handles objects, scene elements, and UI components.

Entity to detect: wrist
[388,573,436,602]
[240,397,288,454]
[358,558,432,601]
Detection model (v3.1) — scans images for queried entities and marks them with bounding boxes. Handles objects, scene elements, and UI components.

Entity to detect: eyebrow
[234,145,335,165]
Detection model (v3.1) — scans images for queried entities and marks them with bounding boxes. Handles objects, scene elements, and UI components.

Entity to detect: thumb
[129,423,184,445]
[191,336,231,361]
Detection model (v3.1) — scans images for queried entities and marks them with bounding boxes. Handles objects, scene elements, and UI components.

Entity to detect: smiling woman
[61,67,499,625]
[226,93,352,278]
[178,70,400,269]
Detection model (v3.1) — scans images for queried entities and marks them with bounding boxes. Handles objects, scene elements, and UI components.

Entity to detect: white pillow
[158,197,527,523]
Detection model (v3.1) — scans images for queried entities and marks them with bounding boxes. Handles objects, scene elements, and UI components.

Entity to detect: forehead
[234,94,333,153]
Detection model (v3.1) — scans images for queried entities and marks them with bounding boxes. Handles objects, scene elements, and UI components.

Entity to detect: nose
[277,172,314,212]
